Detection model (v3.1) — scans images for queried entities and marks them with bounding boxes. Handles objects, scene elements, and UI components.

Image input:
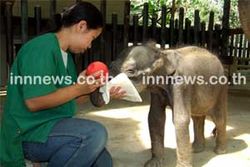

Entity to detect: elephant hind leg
[211,87,227,154]
[192,115,206,153]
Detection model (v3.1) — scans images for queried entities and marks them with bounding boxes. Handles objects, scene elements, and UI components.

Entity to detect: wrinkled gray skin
[91,43,227,167]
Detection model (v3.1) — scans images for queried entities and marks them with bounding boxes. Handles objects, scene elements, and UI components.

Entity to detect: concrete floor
[0,85,249,167]
[76,86,250,167]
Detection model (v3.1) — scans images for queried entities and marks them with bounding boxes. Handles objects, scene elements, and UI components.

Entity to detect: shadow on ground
[76,88,250,167]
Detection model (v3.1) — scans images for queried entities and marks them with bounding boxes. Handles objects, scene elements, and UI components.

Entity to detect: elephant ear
[238,0,250,39]
[161,50,179,75]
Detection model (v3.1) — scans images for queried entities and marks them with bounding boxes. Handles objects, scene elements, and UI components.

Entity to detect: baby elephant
[107,42,228,167]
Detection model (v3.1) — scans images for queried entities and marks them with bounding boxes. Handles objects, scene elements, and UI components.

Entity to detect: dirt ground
[76,86,250,167]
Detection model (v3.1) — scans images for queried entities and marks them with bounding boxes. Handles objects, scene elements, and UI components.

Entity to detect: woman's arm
[75,94,89,105]
[25,82,101,112]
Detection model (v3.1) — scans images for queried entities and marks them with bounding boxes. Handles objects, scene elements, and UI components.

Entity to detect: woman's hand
[77,70,105,95]
[109,86,126,99]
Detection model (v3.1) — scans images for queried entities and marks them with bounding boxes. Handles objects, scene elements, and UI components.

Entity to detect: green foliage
[130,0,240,28]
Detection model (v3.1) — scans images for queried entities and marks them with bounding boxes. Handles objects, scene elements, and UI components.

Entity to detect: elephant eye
[127,69,136,75]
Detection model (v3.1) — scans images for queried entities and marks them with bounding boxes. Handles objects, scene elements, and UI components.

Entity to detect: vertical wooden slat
[247,40,250,58]
[5,1,14,80]
[247,40,250,65]
[229,35,235,57]
[214,24,221,55]
[123,1,130,48]
[234,34,239,58]
[174,19,178,46]
[208,11,214,50]
[49,0,57,34]
[200,22,206,47]
[112,13,118,61]
[171,0,176,20]
[221,0,230,61]
[169,18,174,47]
[243,35,248,58]
[194,10,200,46]
[34,5,41,35]
[100,0,106,62]
[185,18,191,44]
[142,3,148,42]
[151,14,157,40]
[238,34,243,59]
[170,0,175,46]
[133,15,138,46]
[161,5,166,48]
[174,19,178,29]
[21,0,28,43]
[50,0,56,19]
[178,7,184,45]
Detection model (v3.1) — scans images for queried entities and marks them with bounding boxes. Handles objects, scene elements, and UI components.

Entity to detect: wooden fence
[1,0,250,87]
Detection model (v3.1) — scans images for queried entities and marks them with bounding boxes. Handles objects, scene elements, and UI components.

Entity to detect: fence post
[247,40,250,58]
[185,18,191,44]
[133,15,138,46]
[4,1,14,86]
[100,0,106,62]
[21,0,28,43]
[151,14,157,40]
[161,5,166,48]
[142,3,148,42]
[169,18,175,47]
[208,11,214,50]
[221,0,231,64]
[229,35,235,57]
[194,10,200,46]
[112,13,118,61]
[214,24,222,55]
[243,36,248,60]
[238,34,243,62]
[178,7,184,45]
[34,5,41,35]
[123,1,130,48]
[201,22,206,47]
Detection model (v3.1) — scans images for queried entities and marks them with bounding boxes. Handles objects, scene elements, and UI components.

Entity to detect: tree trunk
[238,0,250,39]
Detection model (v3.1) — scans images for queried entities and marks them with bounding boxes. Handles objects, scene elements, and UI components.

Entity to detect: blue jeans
[22,118,113,167]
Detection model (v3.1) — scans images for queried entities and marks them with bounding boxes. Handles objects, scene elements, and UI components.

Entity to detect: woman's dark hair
[53,1,103,32]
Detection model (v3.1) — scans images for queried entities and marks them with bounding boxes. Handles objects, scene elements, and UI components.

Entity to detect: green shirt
[0,33,77,166]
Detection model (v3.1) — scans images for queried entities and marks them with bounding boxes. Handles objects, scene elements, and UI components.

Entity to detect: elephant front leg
[144,92,167,167]
[173,85,192,167]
